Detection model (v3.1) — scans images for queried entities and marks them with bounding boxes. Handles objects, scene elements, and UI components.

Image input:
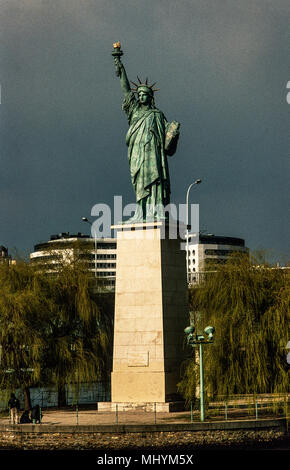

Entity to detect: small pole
[255,399,258,420]
[199,342,205,422]
[9,408,11,425]
[225,401,228,421]
[190,401,193,423]
[285,396,289,432]
[154,402,156,424]
[39,406,42,424]
[76,404,79,425]
[116,404,118,424]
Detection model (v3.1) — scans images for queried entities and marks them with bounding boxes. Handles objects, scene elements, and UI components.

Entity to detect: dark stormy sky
[0,0,289,262]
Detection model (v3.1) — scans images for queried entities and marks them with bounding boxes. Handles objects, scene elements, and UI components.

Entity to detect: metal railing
[206,393,289,422]
[0,393,288,426]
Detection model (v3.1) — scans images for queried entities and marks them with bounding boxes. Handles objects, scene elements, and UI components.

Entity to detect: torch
[112,42,123,77]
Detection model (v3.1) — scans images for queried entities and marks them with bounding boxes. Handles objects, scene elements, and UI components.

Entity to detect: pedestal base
[110,221,189,406]
[97,401,185,412]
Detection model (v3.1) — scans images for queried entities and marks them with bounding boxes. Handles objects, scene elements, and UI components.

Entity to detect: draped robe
[122,91,170,208]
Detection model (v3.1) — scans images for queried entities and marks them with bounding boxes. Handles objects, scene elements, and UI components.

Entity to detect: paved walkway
[0,408,287,431]
[1,408,196,426]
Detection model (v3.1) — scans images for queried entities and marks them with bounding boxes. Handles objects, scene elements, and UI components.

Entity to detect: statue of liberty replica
[112,42,180,223]
[96,43,188,411]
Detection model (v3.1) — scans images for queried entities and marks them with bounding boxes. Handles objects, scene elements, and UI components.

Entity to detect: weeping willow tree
[178,253,289,404]
[0,258,114,408]
[37,261,114,406]
[0,261,45,409]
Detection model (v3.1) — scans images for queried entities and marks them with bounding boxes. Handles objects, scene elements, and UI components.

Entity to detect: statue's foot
[121,201,169,224]
[123,216,143,224]
[123,211,145,224]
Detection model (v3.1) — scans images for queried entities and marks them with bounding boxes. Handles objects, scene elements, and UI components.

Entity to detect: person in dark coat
[31,404,41,423]
[20,410,32,424]
[8,393,20,424]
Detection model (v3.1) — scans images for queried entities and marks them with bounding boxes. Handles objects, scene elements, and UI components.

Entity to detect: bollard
[9,408,11,425]
[255,399,258,420]
[116,404,118,424]
[190,401,193,423]
[285,396,289,432]
[225,401,228,421]
[39,406,42,424]
[154,402,156,424]
[76,404,79,425]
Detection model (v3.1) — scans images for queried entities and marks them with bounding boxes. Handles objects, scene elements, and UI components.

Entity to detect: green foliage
[178,358,198,407]
[178,254,289,402]
[0,259,114,399]
[0,261,44,390]
[39,263,114,395]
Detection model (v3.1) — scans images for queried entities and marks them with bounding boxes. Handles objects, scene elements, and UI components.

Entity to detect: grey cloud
[0,0,289,262]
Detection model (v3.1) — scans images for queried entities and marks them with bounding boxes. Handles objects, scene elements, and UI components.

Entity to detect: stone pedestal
[98,221,189,411]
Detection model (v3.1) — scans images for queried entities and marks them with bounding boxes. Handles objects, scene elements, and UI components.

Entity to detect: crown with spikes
[130,76,160,96]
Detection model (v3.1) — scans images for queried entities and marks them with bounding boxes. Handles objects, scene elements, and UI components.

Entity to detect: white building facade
[187,233,249,284]
[30,232,117,290]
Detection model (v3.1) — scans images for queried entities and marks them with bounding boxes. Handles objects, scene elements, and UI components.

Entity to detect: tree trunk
[58,383,67,408]
[23,387,32,411]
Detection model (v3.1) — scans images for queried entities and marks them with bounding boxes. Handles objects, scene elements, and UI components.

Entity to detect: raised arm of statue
[116,58,131,96]
[112,42,131,97]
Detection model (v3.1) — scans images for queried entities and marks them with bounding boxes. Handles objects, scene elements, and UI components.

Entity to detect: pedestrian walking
[8,393,20,424]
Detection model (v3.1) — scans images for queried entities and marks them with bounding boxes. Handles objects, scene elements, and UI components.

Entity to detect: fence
[1,393,288,426]
[205,393,289,422]
[35,394,290,425]
[54,394,289,425]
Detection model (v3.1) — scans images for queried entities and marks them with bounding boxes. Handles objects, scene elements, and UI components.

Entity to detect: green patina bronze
[112,42,180,223]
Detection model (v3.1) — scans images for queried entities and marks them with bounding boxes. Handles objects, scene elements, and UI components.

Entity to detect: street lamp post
[199,341,205,421]
[185,179,202,284]
[82,217,97,277]
[184,324,215,422]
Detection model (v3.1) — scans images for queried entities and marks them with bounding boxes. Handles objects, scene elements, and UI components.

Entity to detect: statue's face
[138,91,150,105]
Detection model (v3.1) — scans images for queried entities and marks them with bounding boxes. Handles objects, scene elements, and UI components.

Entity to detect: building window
[96,263,116,268]
[97,254,116,260]
[97,243,117,250]
[205,249,236,256]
